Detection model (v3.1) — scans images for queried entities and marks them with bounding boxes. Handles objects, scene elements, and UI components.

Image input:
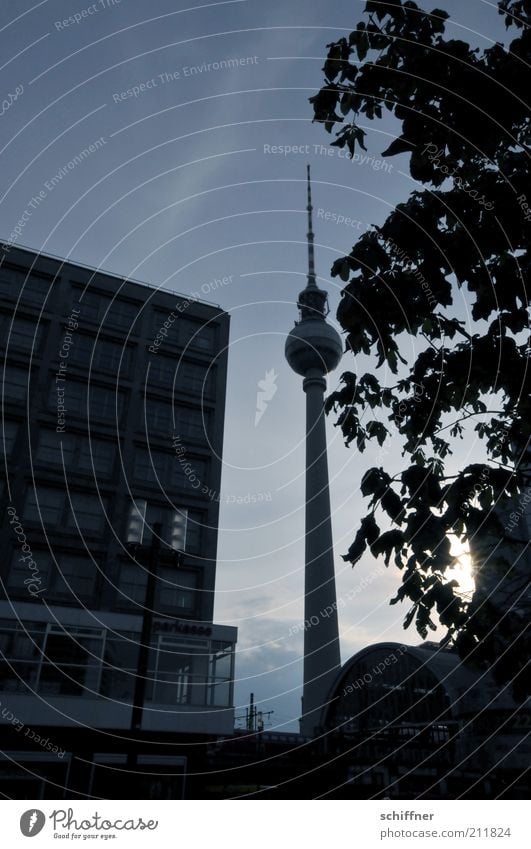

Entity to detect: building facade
[323,641,530,798]
[0,243,236,796]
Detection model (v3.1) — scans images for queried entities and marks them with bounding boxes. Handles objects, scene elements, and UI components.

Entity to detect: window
[35,429,76,468]
[185,509,203,554]
[24,487,64,525]
[155,568,197,613]
[151,311,179,346]
[53,554,99,600]
[146,358,212,396]
[116,564,197,614]
[76,290,140,333]
[149,638,209,706]
[0,620,46,693]
[7,550,53,595]
[143,399,172,434]
[47,379,85,415]
[179,318,215,351]
[176,361,211,395]
[146,356,176,388]
[208,641,234,706]
[39,626,105,696]
[133,448,165,485]
[0,420,18,456]
[0,266,27,295]
[0,266,52,305]
[48,381,126,422]
[76,291,99,322]
[118,562,147,606]
[169,459,188,490]
[35,429,116,477]
[9,317,43,351]
[89,385,125,421]
[78,438,115,476]
[100,634,139,699]
[27,276,52,305]
[23,486,108,534]
[2,365,30,400]
[8,550,98,603]
[0,620,234,707]
[169,455,208,490]
[106,300,139,330]
[0,315,43,351]
[68,493,107,534]
[133,447,208,494]
[69,334,131,372]
[174,407,209,441]
[148,635,233,707]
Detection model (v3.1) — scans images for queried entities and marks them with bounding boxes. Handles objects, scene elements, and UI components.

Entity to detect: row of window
[6,549,198,613]
[0,620,234,706]
[133,447,208,491]
[2,426,209,488]
[0,314,44,351]
[0,267,51,305]
[18,487,204,550]
[2,368,210,438]
[0,266,218,352]
[0,319,214,394]
[34,428,116,475]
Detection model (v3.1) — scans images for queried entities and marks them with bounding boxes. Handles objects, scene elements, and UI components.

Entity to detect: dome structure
[321,641,529,795]
[285,319,342,377]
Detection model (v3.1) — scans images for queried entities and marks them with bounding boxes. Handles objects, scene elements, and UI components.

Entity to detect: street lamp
[125,503,188,765]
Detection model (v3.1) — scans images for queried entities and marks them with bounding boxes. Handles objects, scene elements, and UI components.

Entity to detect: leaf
[354,127,368,151]
[366,420,388,446]
[357,30,370,61]
[381,490,406,522]
[370,530,405,565]
[381,136,416,157]
[342,513,380,564]
[361,467,392,498]
[403,605,417,630]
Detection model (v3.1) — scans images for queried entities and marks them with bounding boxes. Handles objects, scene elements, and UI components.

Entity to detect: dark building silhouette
[0,243,236,797]
[322,641,530,798]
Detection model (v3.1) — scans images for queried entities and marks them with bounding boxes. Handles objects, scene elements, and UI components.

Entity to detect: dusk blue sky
[1,0,509,730]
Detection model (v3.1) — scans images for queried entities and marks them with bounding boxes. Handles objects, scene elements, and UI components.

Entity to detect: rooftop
[0,240,223,311]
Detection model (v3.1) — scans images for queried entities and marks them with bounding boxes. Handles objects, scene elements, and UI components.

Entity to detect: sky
[0,0,510,731]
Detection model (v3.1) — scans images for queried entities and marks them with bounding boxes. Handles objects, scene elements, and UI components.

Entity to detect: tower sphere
[285,319,342,376]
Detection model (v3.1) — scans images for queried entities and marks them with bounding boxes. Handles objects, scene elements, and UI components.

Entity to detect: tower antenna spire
[298,166,328,319]
[306,164,317,289]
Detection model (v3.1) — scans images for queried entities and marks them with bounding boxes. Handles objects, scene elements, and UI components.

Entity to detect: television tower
[285,166,343,737]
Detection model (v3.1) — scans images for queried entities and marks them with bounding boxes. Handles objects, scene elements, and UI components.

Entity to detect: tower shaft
[285,167,343,737]
[301,371,341,736]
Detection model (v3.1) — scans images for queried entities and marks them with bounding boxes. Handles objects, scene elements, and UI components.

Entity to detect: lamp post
[130,520,162,735]
[125,503,187,776]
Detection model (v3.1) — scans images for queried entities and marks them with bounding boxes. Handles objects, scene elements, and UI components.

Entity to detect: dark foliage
[311,0,530,699]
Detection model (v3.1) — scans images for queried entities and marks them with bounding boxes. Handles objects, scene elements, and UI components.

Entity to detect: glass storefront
[0,619,234,708]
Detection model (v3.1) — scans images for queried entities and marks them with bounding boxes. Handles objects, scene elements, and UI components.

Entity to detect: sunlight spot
[446,535,476,595]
